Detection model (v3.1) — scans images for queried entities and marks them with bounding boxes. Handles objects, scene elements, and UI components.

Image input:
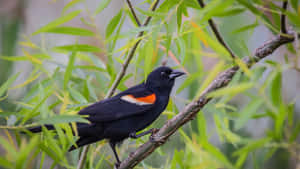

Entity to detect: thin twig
[105,0,160,98]
[281,1,288,34]
[118,32,296,169]
[126,0,141,26]
[76,1,160,169]
[197,0,237,59]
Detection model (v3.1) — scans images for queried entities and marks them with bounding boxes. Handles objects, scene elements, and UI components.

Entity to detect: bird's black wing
[78,83,156,123]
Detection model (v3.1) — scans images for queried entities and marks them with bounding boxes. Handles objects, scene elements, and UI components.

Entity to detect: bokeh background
[0,0,300,169]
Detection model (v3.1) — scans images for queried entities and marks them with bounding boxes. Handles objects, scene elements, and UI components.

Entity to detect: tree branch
[281,1,288,34]
[126,0,141,26]
[105,0,160,98]
[118,32,296,169]
[77,1,160,169]
[197,0,237,59]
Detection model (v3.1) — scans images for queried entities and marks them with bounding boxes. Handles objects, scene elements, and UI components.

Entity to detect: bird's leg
[109,141,121,167]
[129,128,159,139]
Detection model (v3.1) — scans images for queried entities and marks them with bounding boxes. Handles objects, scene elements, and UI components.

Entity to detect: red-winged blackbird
[28,66,185,165]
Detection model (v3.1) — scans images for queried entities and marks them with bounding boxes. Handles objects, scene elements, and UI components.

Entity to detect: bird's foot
[150,128,159,134]
[114,162,120,169]
[129,132,138,139]
[149,134,166,145]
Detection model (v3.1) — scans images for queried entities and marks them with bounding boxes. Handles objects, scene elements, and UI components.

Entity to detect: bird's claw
[149,134,166,145]
[150,128,159,134]
[129,132,137,138]
[114,162,120,169]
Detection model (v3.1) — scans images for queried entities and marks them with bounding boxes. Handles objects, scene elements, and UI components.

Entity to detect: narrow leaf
[0,73,19,97]
[64,52,76,89]
[95,0,111,14]
[33,10,81,35]
[62,0,83,14]
[270,72,282,106]
[53,44,101,52]
[207,83,254,98]
[106,10,122,38]
[45,26,95,36]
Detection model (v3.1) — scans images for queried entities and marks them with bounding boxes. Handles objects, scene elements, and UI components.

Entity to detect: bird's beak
[169,71,185,79]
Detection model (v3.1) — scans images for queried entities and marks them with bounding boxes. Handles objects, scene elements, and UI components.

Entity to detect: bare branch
[126,0,141,26]
[197,0,237,59]
[105,0,160,98]
[77,1,160,169]
[118,32,296,169]
[281,1,288,34]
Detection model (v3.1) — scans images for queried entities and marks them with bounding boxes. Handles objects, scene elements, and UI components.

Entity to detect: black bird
[28,66,185,165]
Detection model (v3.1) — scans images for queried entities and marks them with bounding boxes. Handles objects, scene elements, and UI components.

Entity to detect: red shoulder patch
[121,93,156,105]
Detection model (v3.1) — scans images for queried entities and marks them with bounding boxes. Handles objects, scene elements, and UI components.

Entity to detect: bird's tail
[68,136,104,151]
[27,124,55,133]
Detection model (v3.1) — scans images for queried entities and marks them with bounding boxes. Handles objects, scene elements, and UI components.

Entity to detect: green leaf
[39,144,61,163]
[235,98,264,130]
[201,0,234,21]
[0,135,17,158]
[202,142,233,168]
[53,44,101,52]
[41,127,64,162]
[95,0,111,14]
[144,40,154,78]
[275,104,288,140]
[68,86,88,103]
[233,137,271,156]
[0,73,19,97]
[74,65,105,72]
[196,61,225,97]
[86,77,98,101]
[197,111,207,143]
[16,136,40,169]
[32,10,81,35]
[289,122,300,142]
[214,7,246,17]
[286,11,300,31]
[45,26,95,36]
[64,52,76,89]
[0,157,13,168]
[291,0,298,11]
[38,115,89,124]
[270,72,282,106]
[0,56,28,61]
[54,125,67,149]
[207,82,254,98]
[177,4,183,30]
[136,7,167,17]
[62,0,83,14]
[232,21,259,34]
[106,10,123,38]
[176,72,199,94]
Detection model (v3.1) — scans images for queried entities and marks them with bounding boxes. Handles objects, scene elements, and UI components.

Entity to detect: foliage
[0,0,299,169]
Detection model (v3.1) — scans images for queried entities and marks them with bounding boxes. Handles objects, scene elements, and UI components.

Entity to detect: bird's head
[145,66,185,93]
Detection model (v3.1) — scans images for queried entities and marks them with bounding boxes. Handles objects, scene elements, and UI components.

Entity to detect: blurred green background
[0,0,299,169]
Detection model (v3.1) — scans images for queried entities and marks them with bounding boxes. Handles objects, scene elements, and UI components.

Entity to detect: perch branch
[118,32,296,169]
[197,0,237,59]
[77,1,160,169]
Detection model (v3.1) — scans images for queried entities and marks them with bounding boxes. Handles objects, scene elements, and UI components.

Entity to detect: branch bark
[126,0,141,26]
[77,1,160,169]
[197,0,237,59]
[118,32,296,169]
